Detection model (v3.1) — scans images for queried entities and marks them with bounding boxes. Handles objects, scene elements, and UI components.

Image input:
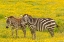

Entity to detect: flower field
[0,0,64,42]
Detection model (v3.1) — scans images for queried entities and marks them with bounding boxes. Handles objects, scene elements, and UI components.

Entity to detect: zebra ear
[25,15,28,17]
[5,16,8,19]
[20,15,22,17]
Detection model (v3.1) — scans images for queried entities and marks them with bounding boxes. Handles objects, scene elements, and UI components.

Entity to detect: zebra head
[21,14,33,25]
[6,16,14,28]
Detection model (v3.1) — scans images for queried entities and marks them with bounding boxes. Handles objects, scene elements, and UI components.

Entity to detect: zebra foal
[6,16,26,38]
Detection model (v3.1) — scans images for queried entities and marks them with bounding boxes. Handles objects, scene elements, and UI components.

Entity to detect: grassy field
[0,0,64,42]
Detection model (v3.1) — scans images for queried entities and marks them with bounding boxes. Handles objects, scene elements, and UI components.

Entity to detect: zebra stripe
[21,14,59,39]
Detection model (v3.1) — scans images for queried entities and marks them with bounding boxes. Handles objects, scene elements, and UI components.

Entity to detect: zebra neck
[28,18,38,26]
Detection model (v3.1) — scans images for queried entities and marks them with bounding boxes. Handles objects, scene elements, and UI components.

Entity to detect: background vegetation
[0,0,64,42]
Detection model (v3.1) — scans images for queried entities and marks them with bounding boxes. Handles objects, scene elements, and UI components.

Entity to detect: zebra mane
[8,16,19,20]
[23,14,33,21]
[8,16,15,18]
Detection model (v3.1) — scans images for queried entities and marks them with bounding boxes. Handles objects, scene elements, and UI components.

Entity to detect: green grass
[0,14,4,19]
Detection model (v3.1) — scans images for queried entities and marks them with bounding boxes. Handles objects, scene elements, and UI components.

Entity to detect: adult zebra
[21,14,58,39]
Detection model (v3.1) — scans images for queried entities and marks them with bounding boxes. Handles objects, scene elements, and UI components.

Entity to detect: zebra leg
[30,28,36,40]
[16,29,18,38]
[22,28,26,37]
[21,25,26,37]
[48,28,54,37]
[11,28,14,38]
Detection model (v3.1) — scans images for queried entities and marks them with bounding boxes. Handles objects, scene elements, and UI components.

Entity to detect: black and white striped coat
[21,14,58,39]
[28,18,56,31]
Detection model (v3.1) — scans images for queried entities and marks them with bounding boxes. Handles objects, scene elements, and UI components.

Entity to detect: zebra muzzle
[6,26,9,28]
